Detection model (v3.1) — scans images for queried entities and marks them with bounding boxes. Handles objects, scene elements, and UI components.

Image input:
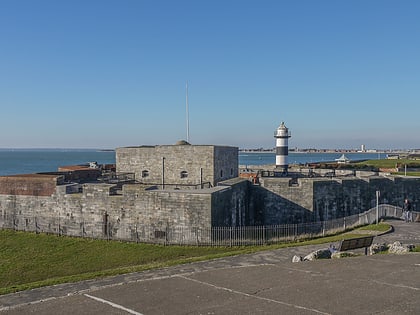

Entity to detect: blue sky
[1,0,419,150]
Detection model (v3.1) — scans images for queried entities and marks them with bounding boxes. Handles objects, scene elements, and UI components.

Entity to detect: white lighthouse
[274,122,291,173]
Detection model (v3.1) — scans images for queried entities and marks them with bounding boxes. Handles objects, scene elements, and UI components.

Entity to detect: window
[180,171,188,178]
[220,170,223,178]
[142,170,149,178]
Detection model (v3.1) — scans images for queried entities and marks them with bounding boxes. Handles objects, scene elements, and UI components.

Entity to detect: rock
[407,244,416,251]
[369,243,388,255]
[303,249,331,261]
[292,255,302,263]
[388,241,414,254]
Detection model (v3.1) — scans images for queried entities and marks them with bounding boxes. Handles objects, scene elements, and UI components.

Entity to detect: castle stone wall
[211,178,250,226]
[254,175,420,225]
[2,171,420,243]
[0,181,246,242]
[254,177,315,224]
[116,145,238,187]
[214,146,239,183]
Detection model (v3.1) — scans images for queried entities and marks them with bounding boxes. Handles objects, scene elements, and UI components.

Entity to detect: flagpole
[186,81,190,143]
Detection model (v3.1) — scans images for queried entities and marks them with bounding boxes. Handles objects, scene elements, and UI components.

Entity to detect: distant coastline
[240,148,412,154]
[239,152,387,167]
[0,148,415,176]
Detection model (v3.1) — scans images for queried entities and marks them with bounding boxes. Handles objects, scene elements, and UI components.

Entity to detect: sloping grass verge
[0,223,391,295]
[357,222,392,232]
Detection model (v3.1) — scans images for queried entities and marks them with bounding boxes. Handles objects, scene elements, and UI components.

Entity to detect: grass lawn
[357,223,391,232]
[358,159,420,176]
[354,159,420,169]
[393,172,420,176]
[0,223,392,295]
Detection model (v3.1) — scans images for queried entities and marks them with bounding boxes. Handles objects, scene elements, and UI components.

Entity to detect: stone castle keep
[1,136,419,243]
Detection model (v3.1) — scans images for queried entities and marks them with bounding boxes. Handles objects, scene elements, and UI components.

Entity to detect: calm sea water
[0,149,116,176]
[0,149,384,176]
[239,152,384,166]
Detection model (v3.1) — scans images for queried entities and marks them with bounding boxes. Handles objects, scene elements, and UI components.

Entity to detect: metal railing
[1,204,416,246]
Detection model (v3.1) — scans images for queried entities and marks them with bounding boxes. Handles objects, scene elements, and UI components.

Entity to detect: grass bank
[0,223,391,295]
[354,158,409,168]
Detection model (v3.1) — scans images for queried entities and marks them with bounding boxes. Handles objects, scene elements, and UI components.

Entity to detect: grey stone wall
[116,145,238,187]
[255,175,420,225]
[2,173,420,244]
[0,182,234,242]
[211,178,250,226]
[313,176,420,222]
[214,146,239,183]
[254,177,315,224]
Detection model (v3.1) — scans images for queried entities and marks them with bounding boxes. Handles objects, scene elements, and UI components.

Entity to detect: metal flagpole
[186,81,190,143]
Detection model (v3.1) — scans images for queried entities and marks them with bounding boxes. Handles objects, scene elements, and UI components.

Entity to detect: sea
[239,151,384,167]
[0,149,386,176]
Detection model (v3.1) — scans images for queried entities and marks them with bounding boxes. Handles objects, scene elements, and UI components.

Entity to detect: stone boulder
[369,243,388,255]
[303,249,331,261]
[388,241,415,254]
[292,255,302,263]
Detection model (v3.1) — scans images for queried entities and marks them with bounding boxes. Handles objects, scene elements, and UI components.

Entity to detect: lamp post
[376,190,380,224]
[162,157,165,190]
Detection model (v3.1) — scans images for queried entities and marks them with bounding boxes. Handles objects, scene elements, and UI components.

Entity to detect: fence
[2,204,417,246]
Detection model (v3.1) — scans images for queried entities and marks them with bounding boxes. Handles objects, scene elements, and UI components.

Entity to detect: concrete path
[1,220,419,314]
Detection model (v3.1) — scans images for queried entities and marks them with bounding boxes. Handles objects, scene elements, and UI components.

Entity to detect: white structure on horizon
[274,122,291,173]
[335,154,350,164]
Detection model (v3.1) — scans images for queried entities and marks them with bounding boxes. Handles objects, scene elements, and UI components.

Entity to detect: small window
[220,170,223,178]
[230,168,233,176]
[180,171,188,178]
[142,170,149,178]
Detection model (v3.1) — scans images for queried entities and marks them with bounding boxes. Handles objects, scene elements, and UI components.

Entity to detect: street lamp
[376,190,380,224]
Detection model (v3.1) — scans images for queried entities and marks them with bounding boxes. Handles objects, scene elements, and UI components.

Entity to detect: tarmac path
[1,219,419,314]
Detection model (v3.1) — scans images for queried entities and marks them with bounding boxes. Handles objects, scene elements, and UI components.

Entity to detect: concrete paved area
[1,220,419,314]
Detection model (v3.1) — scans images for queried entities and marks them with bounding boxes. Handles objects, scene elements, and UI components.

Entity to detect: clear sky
[1,0,419,150]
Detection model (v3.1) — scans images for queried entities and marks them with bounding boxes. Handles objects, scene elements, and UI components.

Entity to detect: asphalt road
[1,220,419,315]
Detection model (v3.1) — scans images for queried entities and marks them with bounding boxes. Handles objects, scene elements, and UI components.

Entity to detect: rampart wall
[254,175,420,224]
[1,173,420,243]
[253,177,315,224]
[0,178,249,242]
